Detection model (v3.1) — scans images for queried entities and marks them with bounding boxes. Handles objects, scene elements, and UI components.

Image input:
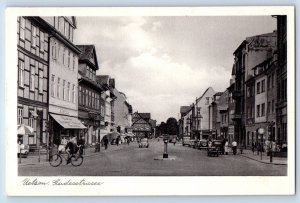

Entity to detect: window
[51,75,55,97]
[261,103,265,117]
[205,97,209,105]
[72,84,75,103]
[68,51,71,68]
[63,48,66,66]
[73,56,76,70]
[32,26,37,47]
[51,44,57,60]
[261,79,265,93]
[57,77,61,98]
[101,106,104,117]
[20,17,25,40]
[256,105,260,117]
[267,102,271,114]
[28,115,34,128]
[39,70,43,94]
[58,17,64,33]
[63,80,66,100]
[257,82,261,94]
[17,108,23,124]
[18,60,25,87]
[67,82,70,102]
[30,66,35,91]
[40,32,44,52]
[79,86,82,105]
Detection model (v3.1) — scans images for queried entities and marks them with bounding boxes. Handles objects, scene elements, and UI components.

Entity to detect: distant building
[96,75,117,140]
[112,88,133,134]
[193,87,216,140]
[77,45,103,146]
[132,112,152,138]
[179,106,192,137]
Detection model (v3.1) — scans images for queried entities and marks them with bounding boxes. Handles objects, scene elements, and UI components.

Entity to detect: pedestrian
[224,139,229,155]
[232,140,237,155]
[173,138,176,146]
[252,142,255,154]
[208,139,213,148]
[77,135,85,154]
[103,136,109,150]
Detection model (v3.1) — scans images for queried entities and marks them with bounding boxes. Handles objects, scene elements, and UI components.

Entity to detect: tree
[166,117,179,135]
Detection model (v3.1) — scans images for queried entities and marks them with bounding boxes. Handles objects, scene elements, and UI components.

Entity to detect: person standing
[232,140,237,155]
[224,139,229,155]
[252,142,256,154]
[103,136,109,150]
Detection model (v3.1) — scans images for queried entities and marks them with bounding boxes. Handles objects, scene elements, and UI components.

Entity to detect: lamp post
[163,138,168,158]
[258,127,265,160]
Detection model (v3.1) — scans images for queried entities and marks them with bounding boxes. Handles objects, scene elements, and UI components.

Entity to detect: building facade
[132,112,152,138]
[43,16,86,149]
[17,17,50,149]
[276,15,287,146]
[77,45,103,146]
[96,75,117,141]
[179,106,192,137]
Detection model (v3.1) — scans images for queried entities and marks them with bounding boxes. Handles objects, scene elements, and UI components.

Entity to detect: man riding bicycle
[65,136,76,164]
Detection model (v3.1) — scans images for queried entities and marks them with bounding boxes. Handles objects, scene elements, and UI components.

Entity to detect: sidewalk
[18,143,134,166]
[238,149,287,165]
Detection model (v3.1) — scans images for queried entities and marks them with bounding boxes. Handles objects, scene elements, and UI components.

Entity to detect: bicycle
[49,145,83,167]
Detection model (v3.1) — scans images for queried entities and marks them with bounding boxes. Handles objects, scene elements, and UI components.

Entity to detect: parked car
[182,137,191,146]
[139,138,149,148]
[197,139,208,150]
[17,144,29,158]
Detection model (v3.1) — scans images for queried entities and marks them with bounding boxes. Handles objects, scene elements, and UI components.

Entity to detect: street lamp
[258,127,265,160]
[163,138,168,158]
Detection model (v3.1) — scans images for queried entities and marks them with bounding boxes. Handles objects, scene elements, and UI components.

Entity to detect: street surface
[19,139,287,176]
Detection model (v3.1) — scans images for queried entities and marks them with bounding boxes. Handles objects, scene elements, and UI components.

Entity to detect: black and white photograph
[5,7,295,196]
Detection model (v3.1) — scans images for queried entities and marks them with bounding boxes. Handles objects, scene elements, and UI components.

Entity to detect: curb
[239,154,287,166]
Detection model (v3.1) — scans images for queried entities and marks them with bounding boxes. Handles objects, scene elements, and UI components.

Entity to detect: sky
[74,16,277,124]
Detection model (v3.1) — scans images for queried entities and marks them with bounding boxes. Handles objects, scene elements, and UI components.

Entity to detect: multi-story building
[211,90,229,140]
[231,31,277,147]
[193,87,216,140]
[96,75,117,140]
[112,88,133,134]
[42,17,86,150]
[227,71,236,144]
[132,112,152,138]
[209,92,223,139]
[275,15,287,146]
[17,17,50,149]
[77,45,103,146]
[179,106,192,137]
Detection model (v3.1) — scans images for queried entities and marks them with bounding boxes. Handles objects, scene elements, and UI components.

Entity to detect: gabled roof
[196,87,214,103]
[180,106,192,114]
[96,75,109,86]
[77,44,99,70]
[139,113,151,119]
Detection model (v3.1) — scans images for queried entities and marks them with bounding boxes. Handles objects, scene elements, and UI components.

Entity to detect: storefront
[50,114,86,149]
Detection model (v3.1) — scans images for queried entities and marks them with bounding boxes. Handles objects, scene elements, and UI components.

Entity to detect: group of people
[58,136,85,164]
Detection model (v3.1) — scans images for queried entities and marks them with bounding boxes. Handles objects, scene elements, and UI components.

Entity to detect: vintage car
[207,140,224,156]
[139,138,149,148]
[17,144,29,158]
[197,139,208,150]
[182,137,191,146]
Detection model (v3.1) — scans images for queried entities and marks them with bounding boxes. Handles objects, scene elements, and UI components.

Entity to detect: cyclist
[65,136,76,164]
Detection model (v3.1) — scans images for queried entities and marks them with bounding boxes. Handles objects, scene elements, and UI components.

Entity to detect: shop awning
[50,114,87,129]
